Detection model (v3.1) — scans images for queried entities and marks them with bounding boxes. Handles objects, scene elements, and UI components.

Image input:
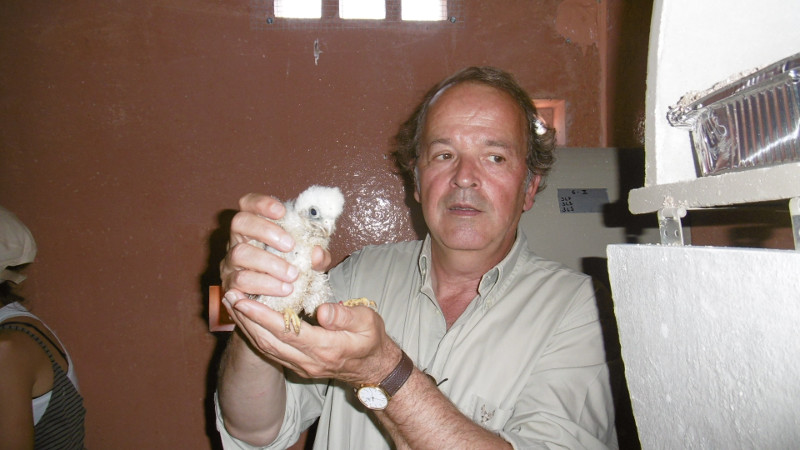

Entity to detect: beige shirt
[216,231,618,449]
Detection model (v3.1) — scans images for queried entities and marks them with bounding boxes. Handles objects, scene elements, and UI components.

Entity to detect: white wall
[521,147,660,273]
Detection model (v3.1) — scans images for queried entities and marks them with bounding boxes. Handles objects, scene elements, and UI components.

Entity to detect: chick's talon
[283,308,302,335]
[342,297,377,311]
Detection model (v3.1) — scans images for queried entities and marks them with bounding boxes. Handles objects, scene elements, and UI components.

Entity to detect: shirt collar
[418,235,432,281]
[416,228,528,300]
[479,228,527,300]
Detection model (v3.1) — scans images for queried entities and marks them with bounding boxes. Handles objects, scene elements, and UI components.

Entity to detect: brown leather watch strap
[380,350,414,397]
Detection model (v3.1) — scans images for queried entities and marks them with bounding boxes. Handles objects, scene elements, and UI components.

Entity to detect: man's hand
[224,297,401,387]
[220,193,332,301]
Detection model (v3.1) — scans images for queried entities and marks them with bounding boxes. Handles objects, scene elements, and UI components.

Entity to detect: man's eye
[489,155,506,163]
[434,153,453,160]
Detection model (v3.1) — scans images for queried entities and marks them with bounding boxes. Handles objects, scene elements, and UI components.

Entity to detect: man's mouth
[448,203,481,215]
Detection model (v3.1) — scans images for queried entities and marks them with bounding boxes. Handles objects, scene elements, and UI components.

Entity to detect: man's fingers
[238,193,286,219]
[230,211,294,253]
[315,302,347,330]
[230,301,337,378]
[311,246,332,272]
[315,302,374,333]
[222,289,246,309]
[227,299,387,382]
[228,243,298,285]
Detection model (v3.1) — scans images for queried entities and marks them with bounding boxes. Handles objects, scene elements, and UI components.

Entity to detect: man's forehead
[429,82,516,109]
[422,84,526,144]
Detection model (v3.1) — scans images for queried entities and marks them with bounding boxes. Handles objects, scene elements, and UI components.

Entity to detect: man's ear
[523,174,541,211]
[413,166,421,203]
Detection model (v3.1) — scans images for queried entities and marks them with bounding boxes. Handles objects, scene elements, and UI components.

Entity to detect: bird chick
[248,185,345,333]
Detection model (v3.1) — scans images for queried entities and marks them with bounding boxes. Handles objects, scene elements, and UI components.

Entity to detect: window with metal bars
[275,0,446,20]
[251,0,460,29]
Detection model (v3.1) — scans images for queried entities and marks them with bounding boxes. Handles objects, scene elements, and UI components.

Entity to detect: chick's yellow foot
[342,297,377,311]
[283,308,303,334]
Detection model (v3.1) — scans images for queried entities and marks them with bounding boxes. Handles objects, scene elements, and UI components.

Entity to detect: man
[216,67,618,449]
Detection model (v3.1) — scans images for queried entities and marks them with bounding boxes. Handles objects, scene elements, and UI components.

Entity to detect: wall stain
[555,0,599,53]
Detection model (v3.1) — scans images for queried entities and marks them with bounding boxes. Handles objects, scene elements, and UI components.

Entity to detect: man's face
[414,82,539,259]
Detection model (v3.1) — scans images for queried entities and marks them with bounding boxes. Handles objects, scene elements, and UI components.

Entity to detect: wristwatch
[356,350,414,410]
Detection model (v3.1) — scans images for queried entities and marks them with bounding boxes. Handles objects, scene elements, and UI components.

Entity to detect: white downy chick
[249,185,345,333]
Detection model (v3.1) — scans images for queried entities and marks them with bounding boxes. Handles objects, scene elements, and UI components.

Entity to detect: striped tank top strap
[0,323,86,449]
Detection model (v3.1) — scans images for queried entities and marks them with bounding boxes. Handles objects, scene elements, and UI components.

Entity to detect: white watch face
[357,386,389,410]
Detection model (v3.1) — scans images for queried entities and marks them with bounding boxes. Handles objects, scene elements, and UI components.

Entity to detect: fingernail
[224,291,241,306]
[286,265,299,280]
[280,282,293,295]
[234,300,251,313]
[269,201,285,216]
[279,235,294,250]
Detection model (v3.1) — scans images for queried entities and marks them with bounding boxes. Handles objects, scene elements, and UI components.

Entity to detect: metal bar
[790,197,800,251]
[658,207,687,246]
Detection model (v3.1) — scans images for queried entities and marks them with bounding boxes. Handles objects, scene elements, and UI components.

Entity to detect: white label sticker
[557,188,609,213]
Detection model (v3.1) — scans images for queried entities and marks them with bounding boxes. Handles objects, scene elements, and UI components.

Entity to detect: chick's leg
[283,308,303,334]
[342,297,377,311]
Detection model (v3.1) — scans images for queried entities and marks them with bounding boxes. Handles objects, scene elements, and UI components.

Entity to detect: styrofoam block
[607,244,800,449]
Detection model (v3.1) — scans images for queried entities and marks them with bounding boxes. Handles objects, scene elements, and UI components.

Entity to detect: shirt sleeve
[215,372,329,449]
[500,279,619,450]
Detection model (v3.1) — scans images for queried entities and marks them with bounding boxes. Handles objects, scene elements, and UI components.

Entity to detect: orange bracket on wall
[208,285,235,332]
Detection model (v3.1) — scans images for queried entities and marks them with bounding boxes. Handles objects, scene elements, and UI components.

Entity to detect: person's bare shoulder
[0,322,53,394]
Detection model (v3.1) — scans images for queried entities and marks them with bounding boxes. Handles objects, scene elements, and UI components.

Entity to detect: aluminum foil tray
[667,52,800,176]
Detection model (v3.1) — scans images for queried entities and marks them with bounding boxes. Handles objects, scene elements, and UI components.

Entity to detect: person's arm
[227,298,514,449]
[376,368,513,449]
[216,193,331,446]
[0,330,38,450]
[216,328,286,446]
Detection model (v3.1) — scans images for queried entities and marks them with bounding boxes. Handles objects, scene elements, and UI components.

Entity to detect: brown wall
[0,1,651,448]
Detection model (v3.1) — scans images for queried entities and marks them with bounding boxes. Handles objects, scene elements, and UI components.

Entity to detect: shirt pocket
[470,395,514,432]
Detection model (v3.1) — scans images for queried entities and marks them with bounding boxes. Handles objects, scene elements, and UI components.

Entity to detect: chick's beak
[323,219,335,237]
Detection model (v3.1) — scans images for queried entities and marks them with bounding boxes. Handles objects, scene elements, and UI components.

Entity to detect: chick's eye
[309,207,319,217]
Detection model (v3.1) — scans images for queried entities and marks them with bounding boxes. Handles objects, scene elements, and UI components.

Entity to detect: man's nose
[452,157,480,189]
